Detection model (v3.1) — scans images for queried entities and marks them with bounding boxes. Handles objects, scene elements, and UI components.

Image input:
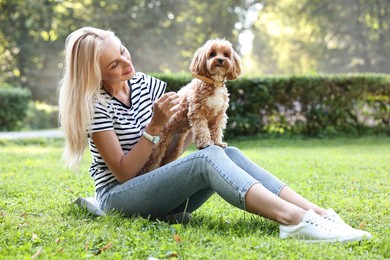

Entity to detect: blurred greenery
[0,87,31,131]
[1,0,389,105]
[158,73,389,137]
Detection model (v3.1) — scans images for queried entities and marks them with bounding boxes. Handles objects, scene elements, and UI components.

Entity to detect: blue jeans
[96,145,286,218]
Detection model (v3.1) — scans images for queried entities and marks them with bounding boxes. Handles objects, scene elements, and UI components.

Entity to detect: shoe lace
[306,216,334,232]
[323,214,338,223]
[323,213,346,227]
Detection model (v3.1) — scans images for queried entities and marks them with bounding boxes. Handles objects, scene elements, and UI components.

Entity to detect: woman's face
[99,34,135,84]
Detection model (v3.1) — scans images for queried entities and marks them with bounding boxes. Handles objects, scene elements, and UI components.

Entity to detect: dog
[140,39,242,174]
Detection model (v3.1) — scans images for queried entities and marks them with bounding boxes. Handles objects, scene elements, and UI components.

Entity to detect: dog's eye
[209,52,216,58]
[224,53,230,58]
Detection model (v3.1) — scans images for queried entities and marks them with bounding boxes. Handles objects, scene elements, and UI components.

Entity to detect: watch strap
[142,131,159,144]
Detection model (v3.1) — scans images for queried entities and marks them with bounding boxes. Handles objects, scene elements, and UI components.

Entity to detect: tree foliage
[252,0,390,74]
[0,0,256,103]
[0,0,389,105]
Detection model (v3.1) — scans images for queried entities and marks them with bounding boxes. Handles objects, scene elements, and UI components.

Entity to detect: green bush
[24,101,59,130]
[228,74,390,137]
[0,86,32,131]
[155,73,390,137]
[2,74,388,136]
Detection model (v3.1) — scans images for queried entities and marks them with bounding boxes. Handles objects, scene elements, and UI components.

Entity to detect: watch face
[153,136,160,144]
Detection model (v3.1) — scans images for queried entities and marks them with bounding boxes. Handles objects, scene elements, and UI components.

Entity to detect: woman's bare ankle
[276,207,306,225]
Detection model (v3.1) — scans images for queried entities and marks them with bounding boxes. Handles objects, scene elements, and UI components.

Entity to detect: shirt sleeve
[90,102,114,133]
[144,73,167,101]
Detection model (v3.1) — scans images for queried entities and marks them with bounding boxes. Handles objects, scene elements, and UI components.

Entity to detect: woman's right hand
[92,92,181,182]
[146,92,181,135]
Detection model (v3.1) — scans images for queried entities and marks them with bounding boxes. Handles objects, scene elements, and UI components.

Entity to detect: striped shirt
[88,72,166,191]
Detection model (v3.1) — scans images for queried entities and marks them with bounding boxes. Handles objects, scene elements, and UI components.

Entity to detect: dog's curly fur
[140,39,242,174]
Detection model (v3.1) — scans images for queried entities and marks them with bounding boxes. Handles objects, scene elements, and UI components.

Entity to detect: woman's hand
[146,92,181,135]
[91,91,181,183]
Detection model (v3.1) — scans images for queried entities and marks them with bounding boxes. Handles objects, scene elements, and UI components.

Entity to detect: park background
[0,1,390,259]
[0,0,389,136]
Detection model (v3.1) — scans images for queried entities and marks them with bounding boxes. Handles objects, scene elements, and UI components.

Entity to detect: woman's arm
[92,92,180,183]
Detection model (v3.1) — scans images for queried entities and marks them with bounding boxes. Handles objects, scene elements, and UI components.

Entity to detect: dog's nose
[217,59,224,64]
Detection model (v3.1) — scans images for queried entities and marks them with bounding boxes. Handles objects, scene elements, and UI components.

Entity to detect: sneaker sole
[283,234,367,243]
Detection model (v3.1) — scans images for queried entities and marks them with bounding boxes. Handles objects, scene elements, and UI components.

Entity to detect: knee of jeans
[198,145,226,162]
[224,146,241,156]
[204,145,225,154]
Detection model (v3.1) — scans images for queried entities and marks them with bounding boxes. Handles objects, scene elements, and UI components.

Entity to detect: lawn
[0,136,389,259]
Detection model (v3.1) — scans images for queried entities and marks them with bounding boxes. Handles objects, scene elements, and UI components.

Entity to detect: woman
[58,27,371,242]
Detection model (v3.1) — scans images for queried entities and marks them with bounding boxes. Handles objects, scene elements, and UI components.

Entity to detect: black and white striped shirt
[88,72,166,191]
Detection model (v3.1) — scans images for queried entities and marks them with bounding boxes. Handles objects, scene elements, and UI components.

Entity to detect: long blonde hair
[58,27,113,170]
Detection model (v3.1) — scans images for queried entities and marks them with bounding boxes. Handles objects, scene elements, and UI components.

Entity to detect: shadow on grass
[66,200,279,238]
[188,213,278,237]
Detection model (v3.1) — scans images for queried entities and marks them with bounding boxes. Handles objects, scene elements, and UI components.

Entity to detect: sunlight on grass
[0,136,389,259]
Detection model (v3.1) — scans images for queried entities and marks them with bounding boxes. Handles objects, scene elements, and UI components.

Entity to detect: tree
[86,0,256,73]
[251,0,390,74]
[0,0,259,104]
[0,0,85,102]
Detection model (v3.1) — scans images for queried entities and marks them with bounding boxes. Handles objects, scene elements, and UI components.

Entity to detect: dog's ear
[226,49,242,80]
[190,46,209,77]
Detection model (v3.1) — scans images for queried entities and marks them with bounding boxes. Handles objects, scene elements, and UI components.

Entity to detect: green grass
[0,136,389,259]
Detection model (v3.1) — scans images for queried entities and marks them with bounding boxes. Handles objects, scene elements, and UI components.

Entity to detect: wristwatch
[142,131,160,144]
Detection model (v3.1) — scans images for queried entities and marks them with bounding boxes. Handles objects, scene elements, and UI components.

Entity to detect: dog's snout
[217,58,224,64]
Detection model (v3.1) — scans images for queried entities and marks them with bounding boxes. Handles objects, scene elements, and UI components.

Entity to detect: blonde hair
[58,27,114,170]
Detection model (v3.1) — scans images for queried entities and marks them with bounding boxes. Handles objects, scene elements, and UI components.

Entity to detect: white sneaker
[323,209,372,240]
[280,209,367,243]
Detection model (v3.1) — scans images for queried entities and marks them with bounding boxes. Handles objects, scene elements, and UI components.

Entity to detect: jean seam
[163,149,261,210]
[274,183,287,196]
[199,151,257,210]
[102,153,206,202]
[145,150,247,209]
[240,180,260,210]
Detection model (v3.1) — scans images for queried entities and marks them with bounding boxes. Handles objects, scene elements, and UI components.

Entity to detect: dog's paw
[196,141,213,150]
[215,142,227,148]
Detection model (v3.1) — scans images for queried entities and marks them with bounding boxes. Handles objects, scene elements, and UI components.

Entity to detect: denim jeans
[96,145,286,218]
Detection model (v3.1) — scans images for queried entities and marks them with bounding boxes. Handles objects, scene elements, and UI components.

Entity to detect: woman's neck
[103,81,131,106]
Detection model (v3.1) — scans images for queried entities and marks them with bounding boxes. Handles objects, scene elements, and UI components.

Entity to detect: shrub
[0,86,32,131]
[24,101,59,130]
[154,73,390,137]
